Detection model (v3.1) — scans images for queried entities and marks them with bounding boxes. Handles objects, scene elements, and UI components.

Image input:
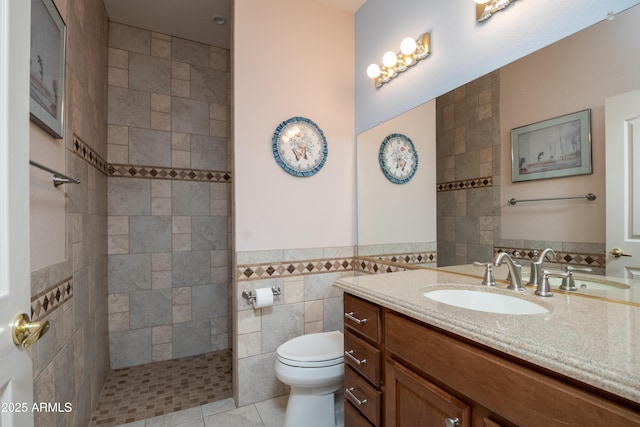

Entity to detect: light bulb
[382,51,397,68]
[400,37,417,55]
[366,64,381,79]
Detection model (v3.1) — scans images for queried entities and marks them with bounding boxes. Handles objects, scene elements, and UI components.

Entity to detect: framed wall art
[30,0,66,139]
[272,116,328,177]
[511,109,591,183]
[379,133,418,184]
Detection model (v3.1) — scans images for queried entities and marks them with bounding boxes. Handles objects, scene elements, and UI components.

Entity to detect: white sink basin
[423,289,549,315]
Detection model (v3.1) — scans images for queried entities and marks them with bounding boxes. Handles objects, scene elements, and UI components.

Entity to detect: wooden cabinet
[344,294,383,426]
[384,310,640,427]
[343,292,640,427]
[385,358,470,427]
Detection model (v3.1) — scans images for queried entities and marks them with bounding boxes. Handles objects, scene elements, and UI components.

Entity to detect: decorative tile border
[237,258,354,281]
[108,164,232,183]
[437,176,492,192]
[73,135,109,175]
[31,276,73,321]
[72,135,232,184]
[355,252,437,274]
[494,247,606,268]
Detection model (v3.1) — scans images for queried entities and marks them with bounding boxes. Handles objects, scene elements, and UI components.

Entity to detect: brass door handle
[12,313,50,348]
[610,248,633,258]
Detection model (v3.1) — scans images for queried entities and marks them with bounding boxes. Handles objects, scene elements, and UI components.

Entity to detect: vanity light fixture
[474,0,517,22]
[366,32,431,89]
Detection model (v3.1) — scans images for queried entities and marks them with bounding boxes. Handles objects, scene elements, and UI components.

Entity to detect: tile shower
[105,23,232,367]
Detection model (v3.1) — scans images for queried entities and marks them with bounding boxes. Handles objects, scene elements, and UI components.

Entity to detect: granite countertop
[334,269,640,404]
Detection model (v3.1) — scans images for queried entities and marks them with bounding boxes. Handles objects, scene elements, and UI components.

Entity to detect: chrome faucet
[493,252,524,291]
[528,248,556,287]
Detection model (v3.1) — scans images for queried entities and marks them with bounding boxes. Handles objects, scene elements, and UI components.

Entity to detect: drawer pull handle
[445,417,460,427]
[344,312,367,324]
[345,350,367,365]
[345,387,368,406]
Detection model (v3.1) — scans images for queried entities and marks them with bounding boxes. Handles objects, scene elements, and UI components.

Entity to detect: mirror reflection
[356,5,640,303]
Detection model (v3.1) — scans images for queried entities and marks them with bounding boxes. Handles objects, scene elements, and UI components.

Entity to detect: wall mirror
[356,4,640,304]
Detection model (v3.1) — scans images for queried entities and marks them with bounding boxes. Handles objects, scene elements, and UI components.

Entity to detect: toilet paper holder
[242,286,281,302]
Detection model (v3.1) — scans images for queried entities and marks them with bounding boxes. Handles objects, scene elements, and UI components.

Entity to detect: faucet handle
[536,269,569,297]
[473,262,496,287]
[559,266,593,291]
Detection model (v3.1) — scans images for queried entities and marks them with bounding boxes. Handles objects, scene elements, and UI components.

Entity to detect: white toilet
[275,331,345,427]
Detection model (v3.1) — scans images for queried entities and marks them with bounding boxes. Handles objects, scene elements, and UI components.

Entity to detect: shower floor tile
[90,350,232,426]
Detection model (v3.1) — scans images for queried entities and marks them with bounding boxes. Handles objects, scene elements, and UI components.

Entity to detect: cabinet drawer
[345,366,381,426]
[344,293,381,344]
[344,401,374,427]
[344,331,381,386]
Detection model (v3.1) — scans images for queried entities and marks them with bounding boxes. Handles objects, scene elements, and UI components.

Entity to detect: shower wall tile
[129,53,171,94]
[172,37,210,67]
[110,328,152,368]
[190,65,227,103]
[108,177,150,215]
[108,254,152,292]
[129,128,171,166]
[173,250,211,286]
[107,23,231,368]
[109,22,150,55]
[173,319,211,357]
[192,216,227,250]
[172,97,210,135]
[108,86,150,128]
[129,216,172,253]
[172,181,210,215]
[191,135,228,170]
[130,289,172,328]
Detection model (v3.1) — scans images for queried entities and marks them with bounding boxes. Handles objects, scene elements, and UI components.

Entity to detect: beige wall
[500,5,640,243]
[234,0,355,253]
[233,0,356,407]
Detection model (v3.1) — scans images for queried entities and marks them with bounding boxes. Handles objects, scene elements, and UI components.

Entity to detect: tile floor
[90,350,236,426]
[112,396,287,427]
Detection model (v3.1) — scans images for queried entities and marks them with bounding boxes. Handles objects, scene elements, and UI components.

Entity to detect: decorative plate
[379,133,418,184]
[272,117,328,177]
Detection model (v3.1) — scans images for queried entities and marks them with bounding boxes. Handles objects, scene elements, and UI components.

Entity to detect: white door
[605,89,640,279]
[0,0,35,425]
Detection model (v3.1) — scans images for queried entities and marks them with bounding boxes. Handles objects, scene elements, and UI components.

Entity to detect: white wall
[355,0,640,134]
[357,100,436,246]
[234,0,355,252]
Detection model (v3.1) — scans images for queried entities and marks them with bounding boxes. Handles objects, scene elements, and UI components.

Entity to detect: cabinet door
[386,358,470,427]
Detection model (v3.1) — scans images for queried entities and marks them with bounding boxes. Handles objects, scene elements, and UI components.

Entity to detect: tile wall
[29,0,110,426]
[234,247,354,406]
[436,71,500,267]
[105,23,232,368]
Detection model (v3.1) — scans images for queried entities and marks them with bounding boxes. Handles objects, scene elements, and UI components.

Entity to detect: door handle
[610,248,632,258]
[12,313,50,349]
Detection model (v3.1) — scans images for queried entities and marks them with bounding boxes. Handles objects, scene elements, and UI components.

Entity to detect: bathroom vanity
[336,269,640,426]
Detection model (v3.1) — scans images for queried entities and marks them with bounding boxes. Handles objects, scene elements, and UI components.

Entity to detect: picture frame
[511,109,591,183]
[30,0,66,139]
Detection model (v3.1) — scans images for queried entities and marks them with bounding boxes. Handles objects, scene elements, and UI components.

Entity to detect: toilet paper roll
[253,287,274,309]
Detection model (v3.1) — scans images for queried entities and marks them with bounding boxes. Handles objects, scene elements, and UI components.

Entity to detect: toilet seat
[276,331,344,368]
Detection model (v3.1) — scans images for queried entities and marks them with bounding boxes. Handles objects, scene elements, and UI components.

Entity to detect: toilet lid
[276,331,344,367]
